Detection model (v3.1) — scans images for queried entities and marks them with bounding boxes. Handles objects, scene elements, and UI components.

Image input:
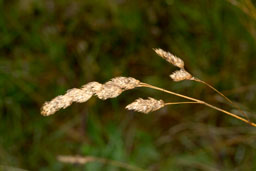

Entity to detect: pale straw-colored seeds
[40,48,256,127]
[96,77,140,100]
[126,97,165,114]
[154,48,194,82]
[41,82,102,116]
[170,69,193,82]
[106,77,140,90]
[153,48,254,126]
[41,77,140,116]
[154,48,184,69]
[96,84,123,100]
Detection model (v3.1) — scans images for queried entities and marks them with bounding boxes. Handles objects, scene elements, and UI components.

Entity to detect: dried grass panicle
[41,77,140,116]
[170,69,193,82]
[66,88,92,103]
[96,77,140,100]
[41,82,103,116]
[40,50,255,127]
[154,48,184,69]
[106,77,140,90]
[126,97,165,114]
[81,81,103,93]
[41,95,72,116]
[95,84,123,100]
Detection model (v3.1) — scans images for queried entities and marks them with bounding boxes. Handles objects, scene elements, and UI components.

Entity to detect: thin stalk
[165,102,200,105]
[58,155,146,171]
[192,77,249,120]
[139,83,204,104]
[139,82,256,127]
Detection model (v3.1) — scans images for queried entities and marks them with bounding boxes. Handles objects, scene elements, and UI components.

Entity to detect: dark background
[1,0,256,170]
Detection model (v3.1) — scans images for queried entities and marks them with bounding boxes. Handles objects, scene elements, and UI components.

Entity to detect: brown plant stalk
[139,82,256,127]
[192,77,249,120]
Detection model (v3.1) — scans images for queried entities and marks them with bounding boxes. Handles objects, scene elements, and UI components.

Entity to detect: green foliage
[1,0,256,170]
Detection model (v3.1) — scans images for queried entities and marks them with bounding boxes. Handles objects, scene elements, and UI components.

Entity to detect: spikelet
[96,77,140,100]
[106,77,140,90]
[154,48,184,69]
[126,97,165,114]
[95,84,123,100]
[41,96,71,116]
[41,77,141,116]
[64,88,90,103]
[170,69,193,82]
[81,81,103,93]
[41,82,102,116]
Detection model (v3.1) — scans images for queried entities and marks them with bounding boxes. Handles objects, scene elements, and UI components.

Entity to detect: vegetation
[1,0,256,170]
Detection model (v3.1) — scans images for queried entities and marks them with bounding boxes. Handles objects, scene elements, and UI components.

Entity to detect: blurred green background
[1,0,256,170]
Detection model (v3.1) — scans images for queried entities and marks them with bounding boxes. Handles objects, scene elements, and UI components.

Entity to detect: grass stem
[140,82,256,127]
[192,77,249,121]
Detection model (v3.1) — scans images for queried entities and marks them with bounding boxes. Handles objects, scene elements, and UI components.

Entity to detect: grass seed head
[41,82,102,116]
[66,88,93,103]
[41,95,73,116]
[106,77,140,90]
[96,77,140,100]
[81,81,103,93]
[170,69,193,82]
[40,77,141,116]
[154,48,184,69]
[95,84,123,100]
[126,97,165,114]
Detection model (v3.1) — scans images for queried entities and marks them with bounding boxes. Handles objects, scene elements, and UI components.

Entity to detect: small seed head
[41,77,140,116]
[95,84,123,100]
[170,69,193,82]
[81,81,103,93]
[154,48,184,69]
[41,95,73,116]
[41,82,102,116]
[106,77,140,90]
[126,97,165,114]
[66,88,93,103]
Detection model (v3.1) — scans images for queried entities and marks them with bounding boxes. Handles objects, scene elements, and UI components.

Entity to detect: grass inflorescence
[41,48,256,127]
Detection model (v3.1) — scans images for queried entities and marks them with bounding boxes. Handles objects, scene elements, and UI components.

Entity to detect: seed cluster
[41,77,140,116]
[170,69,192,82]
[154,48,184,69]
[126,97,165,114]
[154,48,194,82]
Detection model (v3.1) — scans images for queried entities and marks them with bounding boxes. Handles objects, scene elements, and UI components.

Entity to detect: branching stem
[165,102,200,105]
[139,82,256,127]
[192,77,249,121]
